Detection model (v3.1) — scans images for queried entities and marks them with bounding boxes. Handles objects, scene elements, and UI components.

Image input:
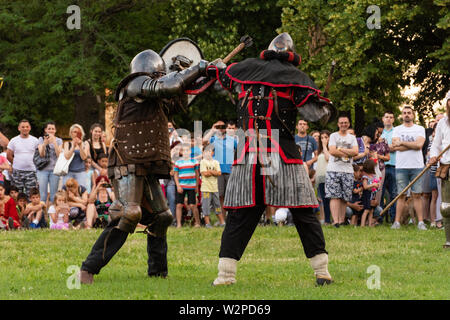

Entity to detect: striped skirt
[224,152,318,209]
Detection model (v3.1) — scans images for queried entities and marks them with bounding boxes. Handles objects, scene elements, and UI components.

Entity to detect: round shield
[160,38,204,106]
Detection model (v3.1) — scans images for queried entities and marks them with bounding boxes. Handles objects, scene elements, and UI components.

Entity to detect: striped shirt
[174,159,199,190]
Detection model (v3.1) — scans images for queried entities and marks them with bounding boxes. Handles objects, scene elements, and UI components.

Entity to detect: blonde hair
[53,190,68,206]
[69,123,86,140]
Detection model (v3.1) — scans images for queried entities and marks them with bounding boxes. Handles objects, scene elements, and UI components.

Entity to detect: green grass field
[0,224,448,300]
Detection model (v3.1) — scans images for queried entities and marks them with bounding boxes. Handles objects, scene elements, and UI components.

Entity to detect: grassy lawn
[0,223,448,300]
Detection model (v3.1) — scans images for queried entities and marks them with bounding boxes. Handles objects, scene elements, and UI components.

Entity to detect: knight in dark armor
[79,49,207,283]
[205,33,336,286]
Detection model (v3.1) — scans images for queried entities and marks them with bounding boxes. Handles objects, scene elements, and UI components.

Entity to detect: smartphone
[102,183,112,188]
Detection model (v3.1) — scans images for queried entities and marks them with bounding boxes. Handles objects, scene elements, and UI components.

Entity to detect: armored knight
[79,48,207,283]
[430,91,450,249]
[205,33,336,286]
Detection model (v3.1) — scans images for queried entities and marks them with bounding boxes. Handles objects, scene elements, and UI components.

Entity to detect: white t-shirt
[48,205,65,225]
[7,135,39,171]
[326,132,358,174]
[392,124,425,169]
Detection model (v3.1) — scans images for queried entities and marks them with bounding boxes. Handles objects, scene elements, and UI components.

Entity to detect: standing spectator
[369,132,390,207]
[0,182,20,230]
[423,126,438,227]
[200,146,225,228]
[83,156,95,194]
[6,119,39,196]
[0,147,11,186]
[295,119,318,170]
[429,93,450,247]
[36,121,63,204]
[174,144,201,228]
[202,120,237,217]
[62,124,89,188]
[381,111,397,222]
[391,106,427,230]
[325,115,359,227]
[164,163,177,224]
[360,159,380,227]
[0,146,12,192]
[86,123,108,177]
[315,130,331,224]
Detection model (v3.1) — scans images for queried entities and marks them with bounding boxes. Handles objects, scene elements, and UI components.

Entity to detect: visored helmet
[268,32,295,53]
[130,49,166,76]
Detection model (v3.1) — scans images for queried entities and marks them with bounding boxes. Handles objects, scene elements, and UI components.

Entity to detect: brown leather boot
[79,270,94,284]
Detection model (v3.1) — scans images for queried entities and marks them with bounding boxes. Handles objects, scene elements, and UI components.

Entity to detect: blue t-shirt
[352,180,363,203]
[294,135,317,162]
[210,135,237,174]
[381,128,396,166]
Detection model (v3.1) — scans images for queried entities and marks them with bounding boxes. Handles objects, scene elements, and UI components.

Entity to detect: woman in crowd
[85,175,115,229]
[63,124,89,188]
[36,121,63,203]
[62,177,88,228]
[315,130,331,225]
[85,123,108,177]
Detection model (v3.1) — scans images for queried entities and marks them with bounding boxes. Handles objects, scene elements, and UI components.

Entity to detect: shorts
[218,173,230,198]
[325,171,354,202]
[429,171,438,191]
[201,192,221,216]
[422,169,432,193]
[396,168,424,194]
[176,189,196,205]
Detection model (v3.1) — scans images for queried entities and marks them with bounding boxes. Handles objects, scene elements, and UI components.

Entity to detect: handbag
[33,145,51,170]
[53,152,74,176]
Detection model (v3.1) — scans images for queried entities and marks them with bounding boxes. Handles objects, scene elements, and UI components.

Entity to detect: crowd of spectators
[0,102,448,231]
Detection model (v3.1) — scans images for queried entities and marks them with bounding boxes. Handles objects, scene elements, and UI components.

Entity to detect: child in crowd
[9,185,19,202]
[0,182,21,230]
[48,190,70,230]
[200,146,224,228]
[92,153,109,182]
[23,188,47,228]
[349,164,364,226]
[15,192,29,228]
[84,156,94,194]
[174,144,201,228]
[360,160,380,227]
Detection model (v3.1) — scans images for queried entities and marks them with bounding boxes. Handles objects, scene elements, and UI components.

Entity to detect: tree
[279,0,449,133]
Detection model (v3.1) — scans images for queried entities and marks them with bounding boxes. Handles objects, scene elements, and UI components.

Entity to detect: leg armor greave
[141,175,173,238]
[111,173,144,234]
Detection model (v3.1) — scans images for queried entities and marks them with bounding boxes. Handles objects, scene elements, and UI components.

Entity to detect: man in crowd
[295,119,318,170]
[430,92,450,248]
[391,106,427,230]
[381,111,397,222]
[6,120,39,196]
[202,120,237,218]
[325,115,359,227]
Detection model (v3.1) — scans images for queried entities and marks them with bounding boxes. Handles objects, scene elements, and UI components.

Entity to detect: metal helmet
[268,32,295,53]
[130,49,166,75]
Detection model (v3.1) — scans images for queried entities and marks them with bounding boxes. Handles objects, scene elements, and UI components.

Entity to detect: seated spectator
[86,175,115,229]
[15,192,29,228]
[22,187,46,229]
[48,190,70,230]
[0,182,20,230]
[62,177,88,228]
